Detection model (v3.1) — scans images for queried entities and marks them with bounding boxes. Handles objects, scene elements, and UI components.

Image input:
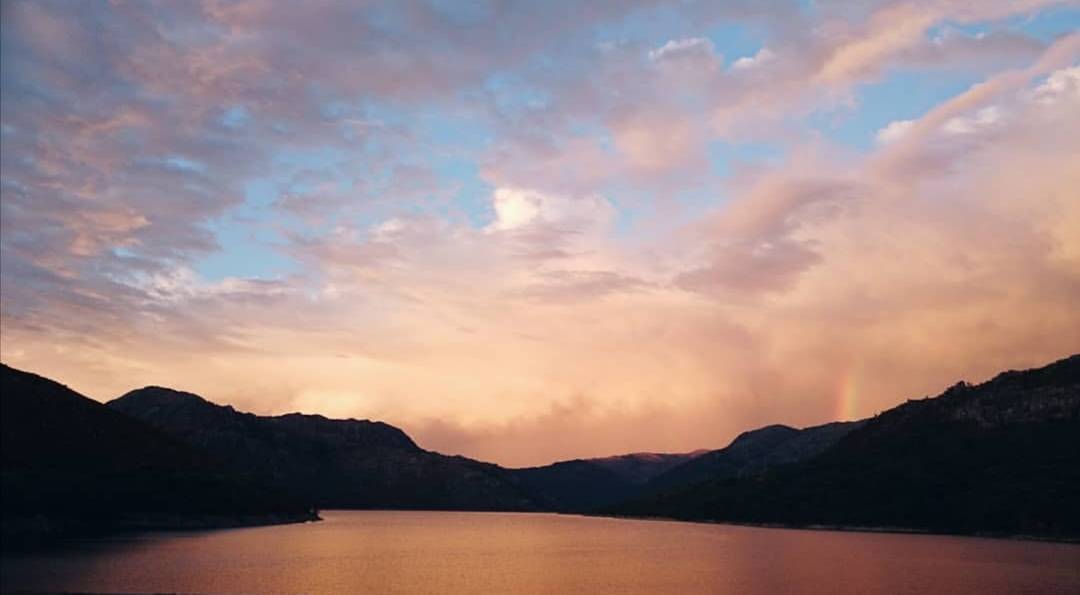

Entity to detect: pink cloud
[2,1,1077,466]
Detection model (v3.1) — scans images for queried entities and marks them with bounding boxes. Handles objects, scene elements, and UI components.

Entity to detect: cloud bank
[2,0,1078,465]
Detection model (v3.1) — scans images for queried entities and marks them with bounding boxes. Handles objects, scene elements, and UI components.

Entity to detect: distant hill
[0,364,316,548]
[510,451,702,512]
[108,387,541,511]
[640,421,863,496]
[510,420,862,513]
[611,355,1080,539]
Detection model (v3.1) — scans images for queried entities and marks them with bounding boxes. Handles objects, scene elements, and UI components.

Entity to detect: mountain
[512,420,862,513]
[612,355,1080,539]
[6,354,1078,543]
[0,364,316,548]
[510,451,703,512]
[640,421,863,496]
[108,387,541,511]
[590,451,711,483]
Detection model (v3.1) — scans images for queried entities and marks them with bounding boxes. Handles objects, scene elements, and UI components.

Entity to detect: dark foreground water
[3,511,1079,594]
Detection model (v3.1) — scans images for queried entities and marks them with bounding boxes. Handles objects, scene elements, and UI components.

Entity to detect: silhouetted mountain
[7,354,1078,543]
[591,451,710,484]
[641,421,863,495]
[612,355,1080,538]
[510,452,702,511]
[0,364,316,548]
[108,387,541,511]
[516,420,861,513]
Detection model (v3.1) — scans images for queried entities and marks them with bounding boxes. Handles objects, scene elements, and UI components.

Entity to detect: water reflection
[3,511,1079,594]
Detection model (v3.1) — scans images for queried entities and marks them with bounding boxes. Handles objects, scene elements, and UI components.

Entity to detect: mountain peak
[728,424,799,449]
[1,362,316,544]
[114,386,215,408]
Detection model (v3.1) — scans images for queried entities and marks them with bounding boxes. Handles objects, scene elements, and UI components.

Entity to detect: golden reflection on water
[3,511,1079,594]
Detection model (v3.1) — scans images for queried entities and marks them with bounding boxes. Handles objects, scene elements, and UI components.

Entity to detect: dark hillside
[1,364,315,548]
[612,355,1080,538]
[109,386,541,511]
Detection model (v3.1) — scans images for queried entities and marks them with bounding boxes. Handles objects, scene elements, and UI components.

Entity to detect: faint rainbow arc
[835,367,860,421]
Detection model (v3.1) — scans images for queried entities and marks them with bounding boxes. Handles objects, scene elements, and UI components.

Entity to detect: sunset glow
[2,1,1078,466]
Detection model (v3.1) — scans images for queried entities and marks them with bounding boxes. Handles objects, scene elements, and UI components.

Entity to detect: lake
[3,511,1079,594]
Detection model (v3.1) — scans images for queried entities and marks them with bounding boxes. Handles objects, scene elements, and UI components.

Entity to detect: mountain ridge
[3,353,1077,545]
[508,451,703,512]
[0,364,317,548]
[609,354,1080,538]
[108,386,541,511]
[637,420,864,498]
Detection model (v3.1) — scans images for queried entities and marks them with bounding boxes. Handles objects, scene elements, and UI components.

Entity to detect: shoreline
[585,512,1080,544]
[1,510,322,552]
[7,508,1078,551]
[304,509,1080,545]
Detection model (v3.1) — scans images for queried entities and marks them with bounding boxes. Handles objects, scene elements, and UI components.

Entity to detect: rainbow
[835,368,860,421]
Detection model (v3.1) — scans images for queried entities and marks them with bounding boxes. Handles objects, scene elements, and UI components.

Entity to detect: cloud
[490,188,545,230]
[2,1,1078,466]
[815,3,942,85]
[649,37,718,63]
[732,47,773,70]
[611,110,705,172]
[943,105,1004,134]
[876,119,915,144]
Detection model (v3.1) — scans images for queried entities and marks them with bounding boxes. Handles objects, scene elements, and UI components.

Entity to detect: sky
[1,0,1078,467]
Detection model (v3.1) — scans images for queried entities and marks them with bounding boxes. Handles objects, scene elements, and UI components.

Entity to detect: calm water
[3,511,1079,594]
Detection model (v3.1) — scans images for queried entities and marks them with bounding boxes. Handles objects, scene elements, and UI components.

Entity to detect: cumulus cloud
[731,47,774,70]
[876,119,915,144]
[489,187,615,233]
